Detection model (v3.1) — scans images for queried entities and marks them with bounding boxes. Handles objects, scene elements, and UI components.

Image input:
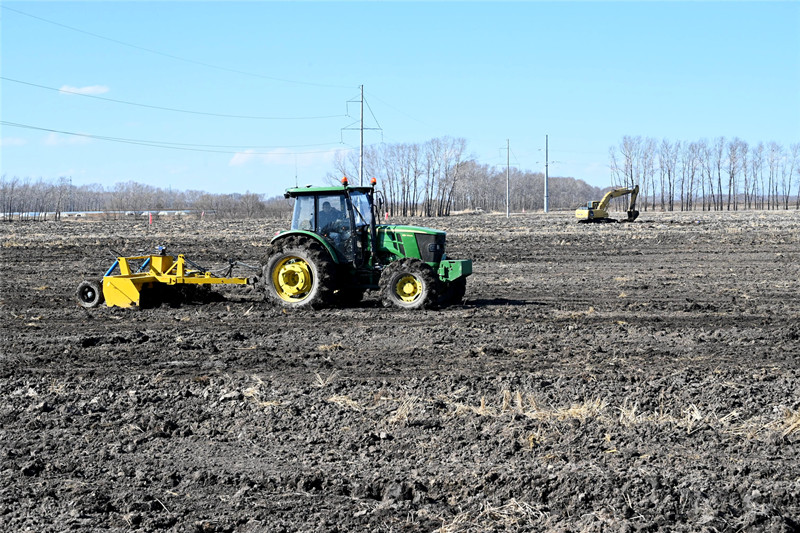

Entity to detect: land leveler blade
[76,249,253,309]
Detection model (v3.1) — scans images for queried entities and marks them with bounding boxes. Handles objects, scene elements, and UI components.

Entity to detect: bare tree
[752,143,765,209]
[697,139,713,211]
[658,139,680,211]
[712,137,725,211]
[791,143,800,209]
[679,142,702,211]
[640,138,657,211]
[725,139,745,210]
[767,142,785,209]
[1,175,19,220]
[610,136,641,189]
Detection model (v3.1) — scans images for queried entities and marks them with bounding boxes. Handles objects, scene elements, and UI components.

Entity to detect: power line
[1,121,356,155]
[363,95,383,132]
[1,77,347,121]
[2,5,355,90]
[364,90,430,128]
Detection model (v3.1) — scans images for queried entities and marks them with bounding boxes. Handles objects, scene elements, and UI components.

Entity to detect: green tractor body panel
[375,225,443,264]
[438,259,472,282]
[280,182,472,292]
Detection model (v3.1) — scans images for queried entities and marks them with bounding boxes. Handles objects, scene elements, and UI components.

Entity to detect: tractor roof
[284,184,373,198]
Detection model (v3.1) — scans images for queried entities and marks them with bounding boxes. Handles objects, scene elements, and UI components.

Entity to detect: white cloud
[0,137,27,147]
[167,165,190,175]
[44,132,91,146]
[228,148,344,168]
[229,149,260,166]
[59,84,109,96]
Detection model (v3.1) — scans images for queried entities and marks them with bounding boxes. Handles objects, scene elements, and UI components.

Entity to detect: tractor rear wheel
[76,279,104,308]
[380,258,439,310]
[263,237,336,309]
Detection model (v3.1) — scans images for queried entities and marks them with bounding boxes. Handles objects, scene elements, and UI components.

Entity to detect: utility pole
[343,85,381,186]
[359,84,364,186]
[506,139,510,218]
[544,135,550,213]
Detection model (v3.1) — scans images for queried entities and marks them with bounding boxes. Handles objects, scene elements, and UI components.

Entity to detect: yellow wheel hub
[395,274,422,303]
[272,256,313,301]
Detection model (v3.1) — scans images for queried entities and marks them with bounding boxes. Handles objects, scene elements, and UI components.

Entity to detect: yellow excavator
[575,185,639,223]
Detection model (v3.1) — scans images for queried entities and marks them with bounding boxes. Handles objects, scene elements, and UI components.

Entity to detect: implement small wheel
[380,258,439,310]
[76,280,104,308]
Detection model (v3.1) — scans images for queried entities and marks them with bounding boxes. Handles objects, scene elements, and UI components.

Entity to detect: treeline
[334,136,800,215]
[4,136,798,221]
[1,169,598,222]
[0,177,290,221]
[610,136,800,211]
[331,137,605,215]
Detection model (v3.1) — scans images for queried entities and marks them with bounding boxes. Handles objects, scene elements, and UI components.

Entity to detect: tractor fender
[270,230,340,264]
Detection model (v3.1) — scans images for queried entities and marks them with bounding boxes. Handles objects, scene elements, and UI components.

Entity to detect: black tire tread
[379,258,439,310]
[76,279,104,308]
[262,236,337,309]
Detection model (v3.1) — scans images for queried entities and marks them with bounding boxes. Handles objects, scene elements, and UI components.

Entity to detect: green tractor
[261,177,472,309]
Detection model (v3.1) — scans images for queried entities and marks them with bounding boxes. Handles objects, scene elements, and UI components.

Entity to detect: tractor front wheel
[440,277,467,306]
[76,279,104,308]
[380,259,439,310]
[263,237,336,309]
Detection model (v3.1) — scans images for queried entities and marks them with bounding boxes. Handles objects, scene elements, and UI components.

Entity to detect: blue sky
[2,1,799,196]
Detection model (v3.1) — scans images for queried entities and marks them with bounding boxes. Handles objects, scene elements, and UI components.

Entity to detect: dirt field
[2,210,799,532]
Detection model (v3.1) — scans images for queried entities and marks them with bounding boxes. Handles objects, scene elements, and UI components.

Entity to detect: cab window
[291,196,315,231]
[316,194,347,233]
[349,191,372,228]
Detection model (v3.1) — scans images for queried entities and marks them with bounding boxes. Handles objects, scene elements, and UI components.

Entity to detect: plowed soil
[2,211,799,532]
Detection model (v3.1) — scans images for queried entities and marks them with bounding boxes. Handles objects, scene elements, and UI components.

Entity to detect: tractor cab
[286,180,376,266]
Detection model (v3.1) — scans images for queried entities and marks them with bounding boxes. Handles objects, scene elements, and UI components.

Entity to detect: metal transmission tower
[500,140,518,218]
[359,85,364,185]
[538,135,558,213]
[506,139,510,218]
[544,135,550,213]
[343,85,382,185]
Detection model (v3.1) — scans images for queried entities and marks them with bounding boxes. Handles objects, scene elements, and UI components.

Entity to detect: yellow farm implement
[76,248,254,308]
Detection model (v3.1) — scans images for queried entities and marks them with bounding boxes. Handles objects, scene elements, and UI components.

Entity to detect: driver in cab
[319,201,347,245]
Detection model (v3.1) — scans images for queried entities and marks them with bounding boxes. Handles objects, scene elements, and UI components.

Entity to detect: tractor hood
[376,225,447,264]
